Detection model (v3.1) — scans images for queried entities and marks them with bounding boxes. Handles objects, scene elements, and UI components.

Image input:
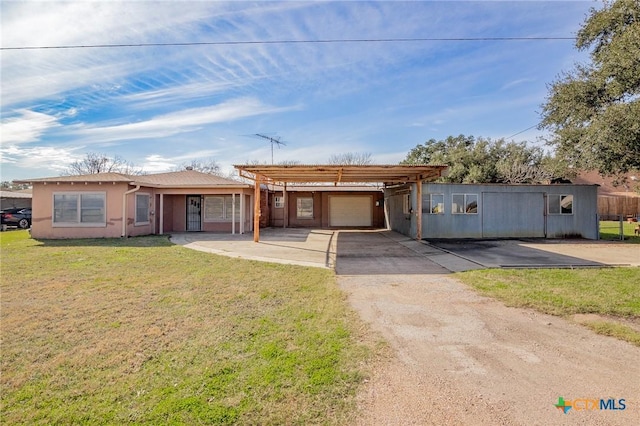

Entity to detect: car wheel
[18,218,29,229]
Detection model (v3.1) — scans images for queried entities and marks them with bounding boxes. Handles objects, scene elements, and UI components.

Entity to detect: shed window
[423,194,444,214]
[204,196,240,221]
[53,192,106,226]
[135,193,150,225]
[548,194,573,215]
[403,194,411,214]
[297,197,313,219]
[274,196,284,208]
[452,194,478,214]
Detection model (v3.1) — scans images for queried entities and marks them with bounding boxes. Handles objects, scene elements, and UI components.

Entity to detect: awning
[234,164,447,184]
[234,164,447,242]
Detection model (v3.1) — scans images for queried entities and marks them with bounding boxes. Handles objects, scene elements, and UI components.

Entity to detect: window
[203,196,241,221]
[135,193,150,225]
[53,192,106,226]
[423,194,444,214]
[224,196,241,219]
[274,196,284,208]
[297,197,313,219]
[452,194,478,214]
[548,194,573,215]
[403,194,411,214]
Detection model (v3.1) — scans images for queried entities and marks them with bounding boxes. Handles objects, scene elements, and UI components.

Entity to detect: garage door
[329,196,372,227]
[482,192,545,238]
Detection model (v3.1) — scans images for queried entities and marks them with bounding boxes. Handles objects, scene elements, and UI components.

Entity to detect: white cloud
[71,98,298,144]
[0,144,82,172]
[0,110,61,144]
[140,150,222,173]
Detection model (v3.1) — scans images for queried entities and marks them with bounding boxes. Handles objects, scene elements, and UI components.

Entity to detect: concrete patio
[170,229,638,272]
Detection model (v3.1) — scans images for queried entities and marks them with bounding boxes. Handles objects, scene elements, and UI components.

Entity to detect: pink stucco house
[18,170,254,239]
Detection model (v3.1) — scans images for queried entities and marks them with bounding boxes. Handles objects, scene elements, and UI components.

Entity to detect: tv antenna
[254,133,287,164]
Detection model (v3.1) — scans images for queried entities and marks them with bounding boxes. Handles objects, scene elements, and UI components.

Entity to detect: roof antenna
[254,133,287,164]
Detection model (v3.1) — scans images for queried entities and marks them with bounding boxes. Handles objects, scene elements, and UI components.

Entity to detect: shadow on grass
[32,234,175,248]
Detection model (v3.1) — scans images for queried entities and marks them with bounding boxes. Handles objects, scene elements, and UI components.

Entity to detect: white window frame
[452,193,478,214]
[274,196,284,208]
[297,197,314,219]
[52,192,106,227]
[135,193,150,225]
[203,196,240,222]
[548,194,574,215]
[423,193,444,214]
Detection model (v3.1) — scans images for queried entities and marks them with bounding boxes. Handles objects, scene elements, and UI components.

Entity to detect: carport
[234,164,447,242]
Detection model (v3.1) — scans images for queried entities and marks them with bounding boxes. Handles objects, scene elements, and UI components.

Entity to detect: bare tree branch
[328,152,373,165]
[65,153,143,175]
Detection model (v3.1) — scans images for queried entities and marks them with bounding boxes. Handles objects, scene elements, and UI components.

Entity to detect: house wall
[385,184,413,237]
[29,184,253,239]
[126,189,155,237]
[270,190,384,228]
[29,182,129,239]
[159,190,253,233]
[386,183,599,240]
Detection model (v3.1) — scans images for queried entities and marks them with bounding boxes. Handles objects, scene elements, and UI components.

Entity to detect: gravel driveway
[336,234,639,425]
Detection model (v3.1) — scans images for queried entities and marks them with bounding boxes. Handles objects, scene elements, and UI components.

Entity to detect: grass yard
[457,268,640,346]
[599,220,640,243]
[0,231,375,425]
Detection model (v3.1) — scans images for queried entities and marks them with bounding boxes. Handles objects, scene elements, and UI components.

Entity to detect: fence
[598,195,640,218]
[599,214,639,241]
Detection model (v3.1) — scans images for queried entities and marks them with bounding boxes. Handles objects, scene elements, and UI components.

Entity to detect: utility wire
[1,37,575,51]
[505,124,539,139]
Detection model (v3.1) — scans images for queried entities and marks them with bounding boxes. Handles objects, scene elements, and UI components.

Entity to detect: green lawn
[456,268,640,346]
[600,220,640,243]
[0,231,375,425]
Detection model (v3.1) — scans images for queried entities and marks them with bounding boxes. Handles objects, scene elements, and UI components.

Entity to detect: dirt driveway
[336,234,639,425]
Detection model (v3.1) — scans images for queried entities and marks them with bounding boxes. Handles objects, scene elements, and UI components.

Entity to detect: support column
[416,180,423,240]
[254,175,261,242]
[159,193,164,235]
[283,183,287,228]
[240,193,245,234]
[232,193,236,235]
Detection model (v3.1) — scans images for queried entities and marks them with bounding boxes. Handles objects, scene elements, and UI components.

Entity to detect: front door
[186,195,201,231]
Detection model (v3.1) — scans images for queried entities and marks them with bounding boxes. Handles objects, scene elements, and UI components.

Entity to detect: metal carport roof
[234,164,447,184]
[233,164,448,242]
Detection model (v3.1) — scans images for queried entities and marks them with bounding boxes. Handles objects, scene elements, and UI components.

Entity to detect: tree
[328,152,373,165]
[401,135,567,183]
[173,158,221,175]
[1,181,31,191]
[66,152,142,175]
[540,0,640,177]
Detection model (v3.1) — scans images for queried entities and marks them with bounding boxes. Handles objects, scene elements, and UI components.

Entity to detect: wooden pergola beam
[233,164,448,242]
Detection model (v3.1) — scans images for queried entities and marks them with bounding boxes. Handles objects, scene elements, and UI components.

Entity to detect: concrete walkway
[170,229,482,272]
[170,229,639,271]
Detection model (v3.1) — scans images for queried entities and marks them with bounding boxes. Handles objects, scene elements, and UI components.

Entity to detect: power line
[0,36,575,51]
[505,124,539,139]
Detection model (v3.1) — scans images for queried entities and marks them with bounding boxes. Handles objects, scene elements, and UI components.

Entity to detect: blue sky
[1,1,596,181]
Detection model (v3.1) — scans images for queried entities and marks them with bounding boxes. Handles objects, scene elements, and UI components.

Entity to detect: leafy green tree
[540,0,640,177]
[401,135,567,183]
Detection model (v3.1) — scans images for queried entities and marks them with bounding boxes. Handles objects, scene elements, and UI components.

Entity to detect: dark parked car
[1,208,32,229]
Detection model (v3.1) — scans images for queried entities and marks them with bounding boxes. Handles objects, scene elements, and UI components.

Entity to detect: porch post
[159,193,164,235]
[254,175,261,242]
[240,193,245,234]
[232,193,236,235]
[283,182,287,228]
[416,180,423,240]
